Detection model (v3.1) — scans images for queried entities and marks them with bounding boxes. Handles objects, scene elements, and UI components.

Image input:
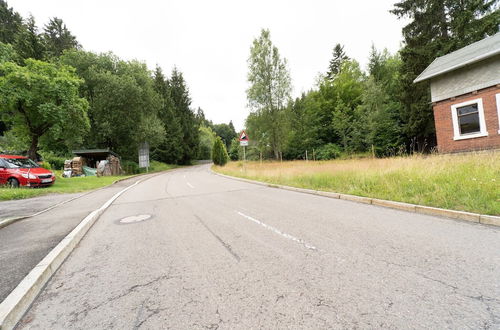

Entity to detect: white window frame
[451,98,488,141]
[496,93,500,134]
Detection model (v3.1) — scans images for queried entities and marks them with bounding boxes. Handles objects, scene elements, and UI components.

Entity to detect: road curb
[0,178,144,330]
[211,169,500,228]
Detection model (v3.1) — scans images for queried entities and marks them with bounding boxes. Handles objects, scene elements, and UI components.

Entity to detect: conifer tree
[43,17,79,58]
[13,15,45,60]
[0,0,22,44]
[152,66,183,164]
[326,44,349,80]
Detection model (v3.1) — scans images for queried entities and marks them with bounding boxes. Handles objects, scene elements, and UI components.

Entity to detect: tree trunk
[28,135,39,160]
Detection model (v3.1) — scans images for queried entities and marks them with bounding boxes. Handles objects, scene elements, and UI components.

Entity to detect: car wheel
[8,178,19,188]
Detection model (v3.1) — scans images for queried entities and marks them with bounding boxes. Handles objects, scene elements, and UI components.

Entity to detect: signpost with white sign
[239,131,249,161]
[138,142,150,172]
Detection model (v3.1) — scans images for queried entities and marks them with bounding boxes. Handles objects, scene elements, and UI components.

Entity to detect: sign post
[239,131,249,161]
[138,142,150,172]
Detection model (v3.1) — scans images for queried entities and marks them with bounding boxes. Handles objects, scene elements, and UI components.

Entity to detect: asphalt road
[0,174,160,302]
[17,164,500,329]
[0,192,82,221]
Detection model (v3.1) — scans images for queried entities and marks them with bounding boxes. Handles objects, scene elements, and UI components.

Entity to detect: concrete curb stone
[480,215,500,226]
[211,168,500,227]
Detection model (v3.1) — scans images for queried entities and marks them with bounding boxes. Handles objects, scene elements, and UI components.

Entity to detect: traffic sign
[239,131,249,142]
[240,140,248,146]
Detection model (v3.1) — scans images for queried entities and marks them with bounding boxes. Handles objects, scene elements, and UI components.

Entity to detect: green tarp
[82,166,97,176]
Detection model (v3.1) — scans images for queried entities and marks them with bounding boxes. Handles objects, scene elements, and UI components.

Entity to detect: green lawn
[214,152,500,216]
[0,162,177,201]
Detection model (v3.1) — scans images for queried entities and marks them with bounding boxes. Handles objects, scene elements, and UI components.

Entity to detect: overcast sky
[10,0,406,131]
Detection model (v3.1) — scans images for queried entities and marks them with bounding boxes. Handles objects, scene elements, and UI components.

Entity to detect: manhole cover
[119,214,152,224]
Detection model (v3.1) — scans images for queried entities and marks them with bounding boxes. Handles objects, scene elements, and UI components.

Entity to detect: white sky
[10,0,406,131]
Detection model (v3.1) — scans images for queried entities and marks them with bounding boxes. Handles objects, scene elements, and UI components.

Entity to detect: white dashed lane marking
[236,211,317,251]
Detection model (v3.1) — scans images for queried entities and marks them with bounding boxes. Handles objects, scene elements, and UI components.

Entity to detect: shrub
[229,138,240,161]
[316,144,341,160]
[39,161,52,170]
[43,155,67,170]
[122,160,140,174]
[212,136,229,166]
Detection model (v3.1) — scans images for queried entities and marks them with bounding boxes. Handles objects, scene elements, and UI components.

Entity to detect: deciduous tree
[0,59,89,159]
[247,29,291,159]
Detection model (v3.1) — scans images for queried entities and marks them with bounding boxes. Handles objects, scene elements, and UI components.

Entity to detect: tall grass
[214,152,500,215]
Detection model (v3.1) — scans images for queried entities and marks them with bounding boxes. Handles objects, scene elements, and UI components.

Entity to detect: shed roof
[72,149,119,158]
[414,33,500,83]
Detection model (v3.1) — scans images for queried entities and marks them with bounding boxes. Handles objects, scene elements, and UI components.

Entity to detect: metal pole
[243,146,246,161]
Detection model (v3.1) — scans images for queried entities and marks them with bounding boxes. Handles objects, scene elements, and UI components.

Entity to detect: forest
[242,0,499,160]
[1,0,498,165]
[0,0,238,166]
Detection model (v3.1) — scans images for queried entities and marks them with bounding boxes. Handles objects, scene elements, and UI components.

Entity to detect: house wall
[433,85,500,153]
[430,55,500,102]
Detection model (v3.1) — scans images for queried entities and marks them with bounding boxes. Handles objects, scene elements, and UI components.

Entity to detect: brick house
[414,33,500,153]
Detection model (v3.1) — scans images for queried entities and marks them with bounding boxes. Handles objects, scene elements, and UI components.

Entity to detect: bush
[43,155,67,170]
[39,161,52,170]
[229,138,240,161]
[212,136,229,166]
[122,160,140,174]
[316,144,341,160]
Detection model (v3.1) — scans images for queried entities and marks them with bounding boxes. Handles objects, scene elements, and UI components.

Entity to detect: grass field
[214,152,500,216]
[0,163,177,201]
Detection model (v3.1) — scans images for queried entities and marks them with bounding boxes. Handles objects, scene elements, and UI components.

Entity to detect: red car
[0,155,56,188]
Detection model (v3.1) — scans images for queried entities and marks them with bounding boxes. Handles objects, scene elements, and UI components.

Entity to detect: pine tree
[152,66,183,164]
[212,136,229,166]
[43,17,79,58]
[167,68,199,164]
[326,44,349,80]
[13,15,45,60]
[0,0,22,44]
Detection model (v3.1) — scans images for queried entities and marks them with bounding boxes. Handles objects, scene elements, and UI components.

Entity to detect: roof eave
[414,49,500,83]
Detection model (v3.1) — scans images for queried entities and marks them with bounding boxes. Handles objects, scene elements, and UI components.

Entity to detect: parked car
[0,155,56,188]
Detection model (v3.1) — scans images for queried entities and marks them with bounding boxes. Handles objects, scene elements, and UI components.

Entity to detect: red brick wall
[433,85,500,153]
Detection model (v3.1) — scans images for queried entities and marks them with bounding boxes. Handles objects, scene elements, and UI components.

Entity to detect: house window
[451,98,488,140]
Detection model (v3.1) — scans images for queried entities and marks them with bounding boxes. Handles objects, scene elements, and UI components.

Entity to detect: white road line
[236,211,317,251]
[187,182,194,189]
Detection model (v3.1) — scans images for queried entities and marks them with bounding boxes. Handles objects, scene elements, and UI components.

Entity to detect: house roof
[414,33,500,83]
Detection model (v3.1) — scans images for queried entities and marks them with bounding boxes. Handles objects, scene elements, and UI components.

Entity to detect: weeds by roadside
[214,152,500,215]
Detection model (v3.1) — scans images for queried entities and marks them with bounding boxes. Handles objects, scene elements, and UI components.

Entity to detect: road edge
[211,169,500,228]
[0,177,145,330]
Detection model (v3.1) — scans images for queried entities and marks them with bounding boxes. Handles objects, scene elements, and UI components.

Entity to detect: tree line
[0,0,224,165]
[244,0,499,160]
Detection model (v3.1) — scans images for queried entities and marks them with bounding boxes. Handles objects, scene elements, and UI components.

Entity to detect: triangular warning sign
[239,131,249,141]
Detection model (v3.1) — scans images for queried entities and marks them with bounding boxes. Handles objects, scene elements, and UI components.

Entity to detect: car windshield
[3,158,40,169]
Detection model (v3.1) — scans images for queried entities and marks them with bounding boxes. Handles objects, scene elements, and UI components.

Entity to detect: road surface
[0,174,160,302]
[17,165,500,329]
[0,192,82,221]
